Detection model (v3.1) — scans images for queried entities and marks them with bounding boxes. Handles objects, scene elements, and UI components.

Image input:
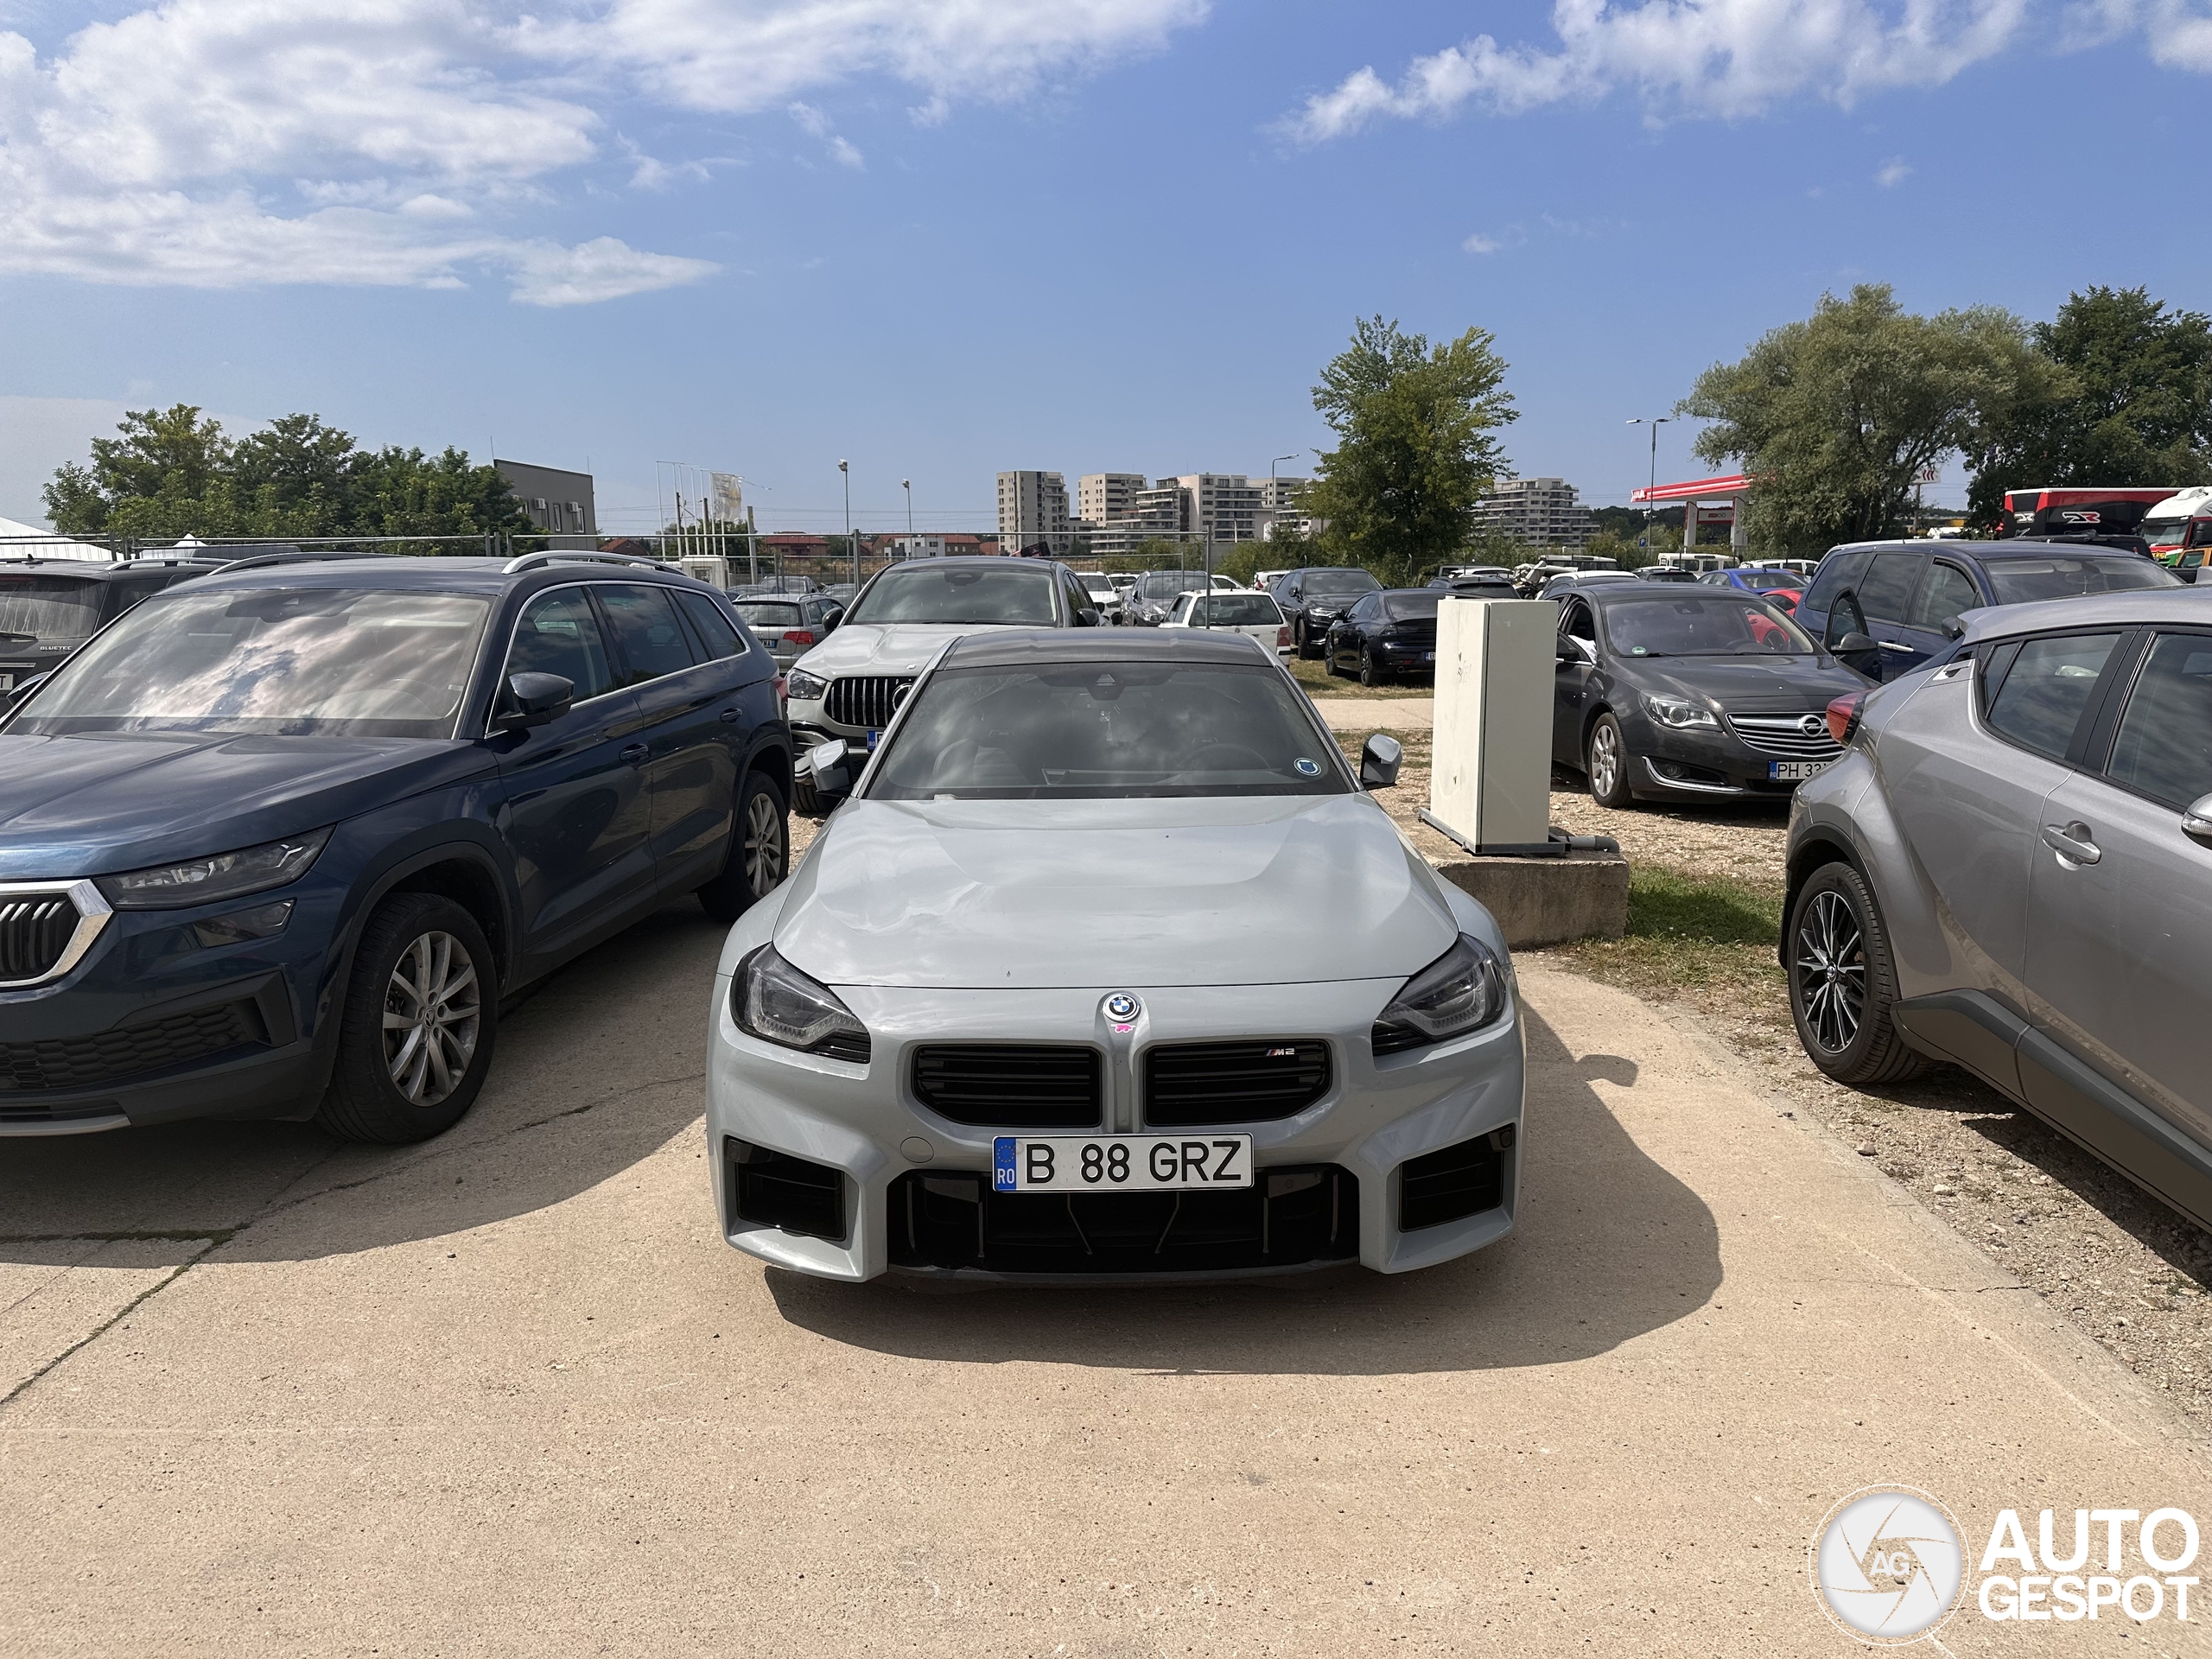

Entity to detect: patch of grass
[1285,654,1430,700]
[1625,867,1781,944]
[1548,868,1787,999]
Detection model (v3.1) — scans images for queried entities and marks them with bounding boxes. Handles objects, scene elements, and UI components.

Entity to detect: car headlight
[786,669,828,702]
[732,945,871,1062]
[1371,934,1509,1055]
[96,828,332,911]
[1643,693,1719,730]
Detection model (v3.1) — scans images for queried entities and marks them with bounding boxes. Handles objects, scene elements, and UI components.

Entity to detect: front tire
[317,893,498,1144]
[1297,622,1321,660]
[1787,862,1931,1084]
[698,770,789,923]
[1585,713,1637,809]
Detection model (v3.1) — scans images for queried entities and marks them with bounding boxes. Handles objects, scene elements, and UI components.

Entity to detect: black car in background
[0,554,223,700]
[1553,586,1867,807]
[1269,565,1382,657]
[1325,588,1442,685]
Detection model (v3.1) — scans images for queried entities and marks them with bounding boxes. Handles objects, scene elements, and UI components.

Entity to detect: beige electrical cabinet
[1424,598,1559,855]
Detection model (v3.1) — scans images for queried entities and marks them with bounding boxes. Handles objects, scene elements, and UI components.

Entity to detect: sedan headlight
[1642,693,1719,730]
[733,945,871,1062]
[786,669,828,702]
[1371,934,1509,1055]
[96,828,331,910]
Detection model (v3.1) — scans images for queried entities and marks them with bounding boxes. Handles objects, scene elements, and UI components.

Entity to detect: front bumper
[1623,715,1832,800]
[704,976,1525,1282]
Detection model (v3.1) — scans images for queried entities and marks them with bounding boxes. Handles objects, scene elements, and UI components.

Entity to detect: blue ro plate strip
[993,1137,1017,1192]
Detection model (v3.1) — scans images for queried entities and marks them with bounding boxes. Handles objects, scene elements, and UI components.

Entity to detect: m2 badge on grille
[994,1135,1252,1193]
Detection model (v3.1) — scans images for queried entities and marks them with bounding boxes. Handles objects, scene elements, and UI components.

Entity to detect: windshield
[869,663,1346,800]
[844,563,1058,626]
[1984,556,2179,604]
[2142,518,2187,548]
[0,575,105,643]
[1737,569,1802,588]
[734,601,803,629]
[11,587,491,737]
[1382,593,1441,620]
[1190,594,1281,626]
[1599,596,1816,657]
[1135,572,1205,600]
[1303,569,1379,595]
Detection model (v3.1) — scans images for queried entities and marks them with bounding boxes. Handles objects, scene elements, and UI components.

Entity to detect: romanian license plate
[864,728,882,749]
[1770,760,1832,781]
[1422,652,1435,663]
[993,1134,1253,1193]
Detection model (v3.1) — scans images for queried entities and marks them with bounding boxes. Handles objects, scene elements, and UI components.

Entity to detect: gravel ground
[1341,729,2212,1423]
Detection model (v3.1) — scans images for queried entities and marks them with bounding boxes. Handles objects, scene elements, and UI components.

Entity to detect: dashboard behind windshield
[844,564,1059,626]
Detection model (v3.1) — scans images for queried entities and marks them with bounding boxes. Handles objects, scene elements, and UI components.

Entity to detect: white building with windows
[1471,476,1593,550]
[1077,473,1146,525]
[996,470,1071,556]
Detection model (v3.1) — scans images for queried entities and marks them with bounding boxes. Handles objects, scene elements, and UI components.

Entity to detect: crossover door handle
[619,743,649,765]
[2041,822,2101,865]
[720,707,741,723]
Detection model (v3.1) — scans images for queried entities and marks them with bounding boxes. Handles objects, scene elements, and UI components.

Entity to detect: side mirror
[808,738,854,798]
[2,670,52,711]
[1941,616,1967,642]
[1554,637,1591,664]
[1360,733,1403,791]
[2183,794,2212,845]
[494,671,573,732]
[823,608,844,632]
[1075,607,1099,627]
[1834,631,1878,655]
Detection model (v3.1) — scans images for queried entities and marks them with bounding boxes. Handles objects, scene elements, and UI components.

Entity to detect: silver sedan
[703,629,1525,1282]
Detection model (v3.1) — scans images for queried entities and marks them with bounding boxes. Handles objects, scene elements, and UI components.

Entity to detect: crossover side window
[675,589,746,660]
[1981,632,2121,762]
[504,588,617,702]
[1907,561,1980,632]
[597,583,700,688]
[2103,632,2212,808]
[1855,551,1924,624]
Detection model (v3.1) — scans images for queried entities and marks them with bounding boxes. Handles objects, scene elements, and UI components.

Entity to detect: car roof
[1829,537,2158,562]
[143,554,716,601]
[0,556,224,582]
[939,628,1270,671]
[1581,582,1785,605]
[1958,585,2212,644]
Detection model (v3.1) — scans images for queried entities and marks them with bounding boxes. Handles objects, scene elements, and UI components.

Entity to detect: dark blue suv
[0,552,790,1143]
[1796,538,2180,681]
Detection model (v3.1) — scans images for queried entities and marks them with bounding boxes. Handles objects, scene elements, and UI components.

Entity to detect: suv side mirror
[808,738,854,798]
[822,607,844,633]
[1360,733,1403,791]
[1940,615,1967,641]
[1075,607,1100,627]
[494,671,573,732]
[2183,794,2212,845]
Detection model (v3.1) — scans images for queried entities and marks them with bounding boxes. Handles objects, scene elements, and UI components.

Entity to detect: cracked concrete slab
[0,1237,209,1401]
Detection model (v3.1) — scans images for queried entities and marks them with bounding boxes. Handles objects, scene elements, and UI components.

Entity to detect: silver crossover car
[1785,588,2212,1231]
[706,630,1525,1282]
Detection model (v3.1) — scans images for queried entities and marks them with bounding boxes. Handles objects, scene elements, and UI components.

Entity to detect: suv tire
[698,770,789,924]
[317,893,498,1144]
[1585,712,1636,809]
[1786,861,1931,1085]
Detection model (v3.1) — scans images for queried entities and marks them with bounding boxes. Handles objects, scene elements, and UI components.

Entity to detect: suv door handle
[1877,639,1916,652]
[620,743,648,765]
[720,707,741,723]
[2041,823,2101,865]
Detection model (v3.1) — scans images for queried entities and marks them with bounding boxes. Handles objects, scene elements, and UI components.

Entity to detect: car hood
[776,793,1457,989]
[1622,656,1864,713]
[794,622,1027,681]
[0,730,495,880]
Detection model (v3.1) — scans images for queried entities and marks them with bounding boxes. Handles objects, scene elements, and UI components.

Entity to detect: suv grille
[1726,713,1843,762]
[824,675,916,731]
[0,999,267,1094]
[0,892,80,983]
[911,1045,1102,1128]
[1144,1040,1331,1126]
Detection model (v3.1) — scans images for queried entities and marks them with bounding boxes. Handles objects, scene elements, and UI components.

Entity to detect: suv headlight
[786,669,828,702]
[1643,693,1719,730]
[732,945,871,1062]
[96,827,332,910]
[1371,934,1508,1055]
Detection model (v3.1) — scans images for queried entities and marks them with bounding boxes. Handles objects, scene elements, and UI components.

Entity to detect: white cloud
[1463,231,1504,254]
[1284,0,2038,139]
[1875,156,1912,185]
[0,0,1207,301]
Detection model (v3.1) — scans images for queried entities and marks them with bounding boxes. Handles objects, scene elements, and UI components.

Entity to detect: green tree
[1965,286,2212,524]
[1683,284,2054,554]
[1303,315,1516,586]
[44,404,233,532]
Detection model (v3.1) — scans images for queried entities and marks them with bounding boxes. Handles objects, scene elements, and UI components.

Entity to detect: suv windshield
[10,587,492,737]
[1985,556,2179,604]
[0,574,104,642]
[869,663,1345,800]
[1302,569,1379,595]
[844,564,1058,626]
[1599,595,1815,657]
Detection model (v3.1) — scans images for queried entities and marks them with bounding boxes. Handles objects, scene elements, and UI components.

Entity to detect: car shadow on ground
[766,1006,1721,1377]
[0,899,724,1262]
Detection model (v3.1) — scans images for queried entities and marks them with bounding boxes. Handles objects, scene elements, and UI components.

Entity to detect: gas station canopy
[1629,473,1752,551]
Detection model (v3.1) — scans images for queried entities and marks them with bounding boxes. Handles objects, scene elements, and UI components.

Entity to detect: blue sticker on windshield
[1294,757,1321,776]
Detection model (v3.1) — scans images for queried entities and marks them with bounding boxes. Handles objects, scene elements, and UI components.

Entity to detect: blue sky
[3,0,2206,533]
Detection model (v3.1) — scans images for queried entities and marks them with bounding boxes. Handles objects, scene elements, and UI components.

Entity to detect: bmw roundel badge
[1103,992,1141,1021]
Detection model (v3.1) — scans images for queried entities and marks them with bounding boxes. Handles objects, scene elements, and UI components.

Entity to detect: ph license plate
[994,1135,1253,1193]
[1770,760,1832,781]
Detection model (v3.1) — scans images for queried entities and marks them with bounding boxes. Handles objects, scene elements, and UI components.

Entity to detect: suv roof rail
[502,550,677,575]
[210,549,400,575]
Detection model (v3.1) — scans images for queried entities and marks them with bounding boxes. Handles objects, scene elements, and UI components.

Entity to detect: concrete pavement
[1306,696,1433,733]
[2,902,2204,1656]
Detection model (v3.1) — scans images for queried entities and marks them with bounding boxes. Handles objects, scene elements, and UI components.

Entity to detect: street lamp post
[1627,417,1671,563]
[901,478,912,558]
[838,460,854,590]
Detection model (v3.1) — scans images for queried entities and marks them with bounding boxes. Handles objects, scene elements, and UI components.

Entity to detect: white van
[2139,486,2212,568]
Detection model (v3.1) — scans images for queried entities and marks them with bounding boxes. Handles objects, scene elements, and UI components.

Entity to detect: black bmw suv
[0,552,790,1144]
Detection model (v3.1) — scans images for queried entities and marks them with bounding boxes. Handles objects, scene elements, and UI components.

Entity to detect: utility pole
[1628,417,1671,563]
[839,460,854,590]
[902,478,913,558]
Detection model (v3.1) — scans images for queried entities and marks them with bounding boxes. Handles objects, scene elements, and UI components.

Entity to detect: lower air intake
[727,1139,848,1243]
[1397,1135,1507,1231]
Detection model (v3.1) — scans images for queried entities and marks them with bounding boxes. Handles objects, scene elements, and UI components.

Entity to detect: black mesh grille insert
[1398,1135,1506,1231]
[1143,1040,1331,1126]
[887,1164,1359,1274]
[823,676,915,731]
[728,1139,848,1243]
[0,893,80,982]
[0,999,266,1094]
[911,1045,1101,1128]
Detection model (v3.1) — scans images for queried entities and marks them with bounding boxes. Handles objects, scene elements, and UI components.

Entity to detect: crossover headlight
[733,945,871,1062]
[1371,934,1509,1055]
[1643,693,1719,730]
[96,827,331,910]
[785,669,828,702]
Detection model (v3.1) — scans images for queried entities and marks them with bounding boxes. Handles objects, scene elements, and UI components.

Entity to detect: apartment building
[996,471,1071,556]
[1255,475,1313,538]
[1471,476,1593,549]
[1077,473,1146,525]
